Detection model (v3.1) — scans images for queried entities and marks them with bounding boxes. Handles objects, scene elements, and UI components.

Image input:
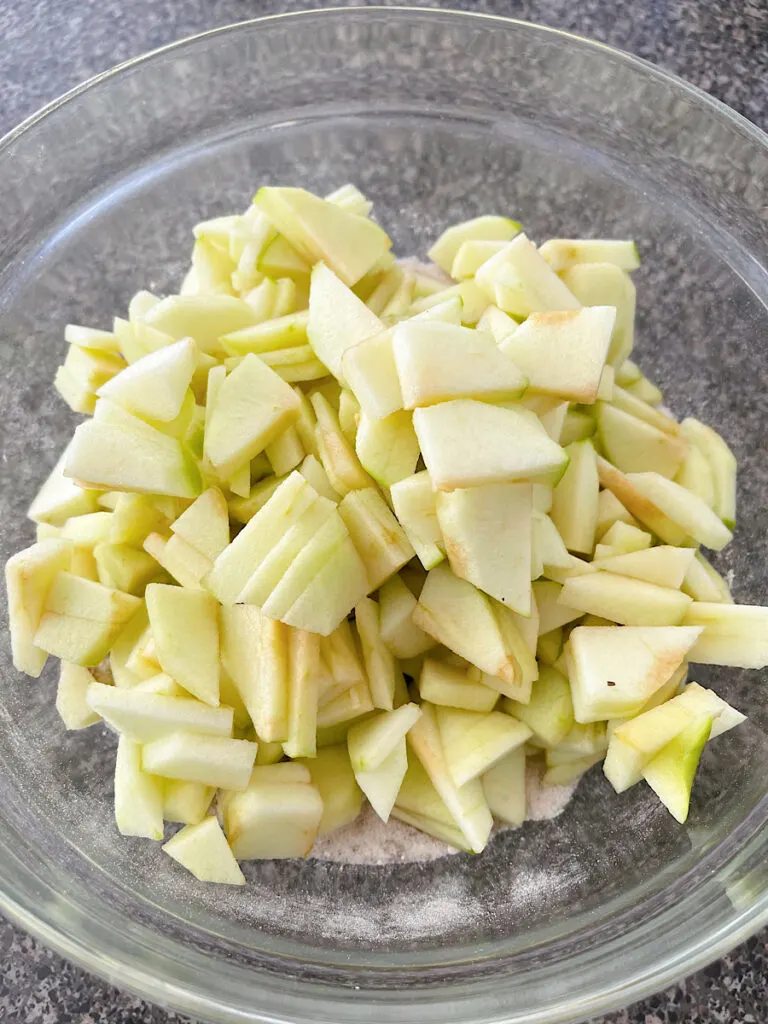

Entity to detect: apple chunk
[145,583,220,706]
[98,337,197,422]
[559,572,692,626]
[162,817,245,885]
[413,399,568,491]
[6,538,73,676]
[307,263,383,382]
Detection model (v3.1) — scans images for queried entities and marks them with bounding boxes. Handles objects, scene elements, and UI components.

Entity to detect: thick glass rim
[1,8,767,1023]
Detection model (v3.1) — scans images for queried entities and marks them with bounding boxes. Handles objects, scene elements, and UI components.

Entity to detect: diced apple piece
[675,442,716,507]
[390,807,472,852]
[143,732,257,790]
[680,418,737,528]
[594,520,652,558]
[307,263,383,382]
[299,744,362,836]
[428,214,522,275]
[378,574,436,659]
[224,765,324,859]
[476,303,517,344]
[418,658,499,712]
[539,238,640,272]
[162,780,216,825]
[481,746,527,826]
[596,489,640,539]
[407,702,493,853]
[592,546,695,589]
[436,482,532,615]
[93,543,160,595]
[86,681,233,740]
[549,439,599,557]
[451,239,509,279]
[682,553,733,605]
[341,329,404,421]
[596,457,689,546]
[311,391,375,494]
[642,714,712,823]
[6,538,73,676]
[347,703,422,773]
[145,583,219,705]
[56,663,99,729]
[170,487,229,561]
[560,263,635,366]
[683,603,768,668]
[475,234,580,317]
[504,664,574,747]
[560,408,596,447]
[98,337,197,423]
[355,410,420,488]
[560,572,692,626]
[162,816,245,885]
[531,512,571,574]
[436,706,531,787]
[114,736,164,840]
[281,535,369,636]
[283,628,321,758]
[674,681,746,738]
[255,187,391,287]
[317,679,375,728]
[501,308,613,404]
[325,183,372,216]
[261,515,349,621]
[355,597,402,711]
[390,471,444,571]
[413,399,568,491]
[413,564,524,689]
[597,402,688,478]
[393,321,527,408]
[623,472,732,551]
[567,625,703,723]
[339,487,413,590]
[28,448,99,526]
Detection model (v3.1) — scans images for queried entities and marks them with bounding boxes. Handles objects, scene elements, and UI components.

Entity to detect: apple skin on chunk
[642,714,713,823]
[566,624,703,723]
[413,399,568,491]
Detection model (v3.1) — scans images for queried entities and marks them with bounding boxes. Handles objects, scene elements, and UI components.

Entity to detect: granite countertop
[0,1,766,1022]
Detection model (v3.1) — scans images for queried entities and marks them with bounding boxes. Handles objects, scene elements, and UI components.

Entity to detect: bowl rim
[1,7,767,1023]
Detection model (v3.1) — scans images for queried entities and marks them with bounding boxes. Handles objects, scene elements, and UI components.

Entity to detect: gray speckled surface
[0,1,767,1023]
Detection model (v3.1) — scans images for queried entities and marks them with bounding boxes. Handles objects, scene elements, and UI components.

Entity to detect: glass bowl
[1,8,767,1024]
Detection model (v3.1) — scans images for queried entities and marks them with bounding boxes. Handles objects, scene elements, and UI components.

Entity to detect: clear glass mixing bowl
[0,8,767,1023]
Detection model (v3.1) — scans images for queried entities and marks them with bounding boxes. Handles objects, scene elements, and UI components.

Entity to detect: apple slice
[98,337,197,423]
[436,482,532,614]
[339,487,413,590]
[281,534,369,635]
[413,399,568,491]
[623,472,732,551]
[642,714,712,823]
[596,457,689,546]
[94,542,161,595]
[504,663,574,748]
[392,321,527,408]
[550,440,599,556]
[675,443,716,507]
[204,354,300,479]
[531,512,572,573]
[567,624,703,723]
[86,682,233,740]
[143,532,208,590]
[436,706,531,787]
[592,546,696,589]
[501,308,614,404]
[28,446,99,526]
[311,391,375,494]
[355,597,403,711]
[406,702,493,853]
[261,515,349,621]
[559,572,692,626]
[682,552,733,605]
[451,239,509,280]
[539,239,640,272]
[597,402,688,478]
[390,807,472,852]
[428,214,522,274]
[219,603,262,728]
[683,603,768,668]
[170,487,229,562]
[354,409,420,488]
[680,418,737,528]
[163,780,216,825]
[347,702,422,773]
[145,583,219,706]
[481,746,527,827]
[354,739,408,823]
[307,263,383,382]
[223,766,324,858]
[317,679,375,728]
[341,329,404,421]
[325,183,372,216]
[418,658,499,712]
[283,629,322,758]
[221,310,308,356]
[162,817,245,885]
[114,736,165,840]
[674,681,746,738]
[413,564,525,689]
[298,744,362,836]
[596,489,641,539]
[141,295,258,355]
[6,538,73,676]
[56,663,99,730]
[378,574,436,659]
[594,520,652,558]
[390,471,444,571]
[559,263,635,366]
[142,732,257,791]
[474,234,581,317]
[476,303,518,343]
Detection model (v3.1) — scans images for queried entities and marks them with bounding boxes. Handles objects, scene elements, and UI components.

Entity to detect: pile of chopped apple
[7,183,763,886]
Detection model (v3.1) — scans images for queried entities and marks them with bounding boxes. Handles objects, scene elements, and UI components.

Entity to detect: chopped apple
[28,447,100,526]
[145,583,219,705]
[56,663,100,729]
[428,214,522,274]
[378,574,436,659]
[675,443,716,507]
[392,321,527,408]
[436,482,532,614]
[682,552,733,605]
[169,487,229,563]
[283,629,322,758]
[642,714,712,823]
[94,542,161,594]
[413,399,568,491]
[254,186,391,287]
[531,512,572,574]
[622,472,732,551]
[98,337,197,423]
[418,658,499,712]
[683,603,768,668]
[311,391,375,494]
[163,779,216,825]
[559,572,692,626]
[566,624,703,722]
[221,310,308,356]
[355,597,403,711]
[389,471,444,571]
[140,294,257,355]
[592,546,695,589]
[539,239,640,272]
[307,263,383,382]
[680,418,737,528]
[86,681,233,740]
[559,263,635,366]
[475,234,580,318]
[501,308,614,404]
[299,744,362,836]
[354,739,408,822]
[6,538,73,676]
[339,487,413,590]
[481,746,527,826]
[674,681,746,738]
[162,817,245,885]
[451,239,509,279]
[281,533,369,636]
[260,515,349,621]
[341,329,404,421]
[504,663,574,748]
[142,732,257,791]
[250,616,290,742]
[550,440,599,556]
[597,402,688,478]
[223,763,324,858]
[476,303,517,344]
[595,489,640,539]
[347,702,422,772]
[317,679,375,729]
[436,706,531,787]
[114,736,165,840]
[596,457,689,546]
[594,520,652,558]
